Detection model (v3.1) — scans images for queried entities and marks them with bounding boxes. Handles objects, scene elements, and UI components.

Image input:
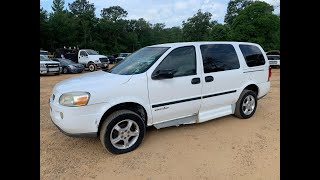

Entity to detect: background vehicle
[50,42,270,154]
[267,55,280,68]
[40,55,61,75]
[52,58,85,74]
[115,53,131,63]
[106,55,116,64]
[40,50,49,58]
[54,48,109,72]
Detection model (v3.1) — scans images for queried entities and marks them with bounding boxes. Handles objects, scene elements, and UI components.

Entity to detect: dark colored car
[52,58,85,74]
[106,55,116,64]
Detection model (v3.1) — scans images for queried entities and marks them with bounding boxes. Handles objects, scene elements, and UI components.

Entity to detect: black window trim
[152,45,197,79]
[239,44,266,67]
[199,43,240,74]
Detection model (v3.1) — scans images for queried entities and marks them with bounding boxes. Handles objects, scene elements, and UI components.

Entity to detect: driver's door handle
[191,78,201,84]
[205,76,214,82]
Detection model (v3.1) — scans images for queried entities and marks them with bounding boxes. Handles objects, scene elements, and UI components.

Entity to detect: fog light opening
[60,112,64,119]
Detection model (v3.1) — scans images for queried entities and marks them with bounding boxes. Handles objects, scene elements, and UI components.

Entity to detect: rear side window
[239,45,265,67]
[200,44,240,73]
[154,46,196,77]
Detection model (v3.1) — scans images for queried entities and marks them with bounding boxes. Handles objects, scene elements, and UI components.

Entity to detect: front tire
[88,63,96,72]
[234,90,257,119]
[62,67,69,74]
[100,110,146,154]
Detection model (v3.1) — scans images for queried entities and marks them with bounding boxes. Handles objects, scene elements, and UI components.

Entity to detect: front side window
[239,44,265,67]
[200,44,240,73]
[153,46,196,77]
[80,51,87,56]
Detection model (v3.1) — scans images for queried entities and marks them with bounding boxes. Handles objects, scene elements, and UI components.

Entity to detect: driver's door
[147,46,203,126]
[78,50,88,63]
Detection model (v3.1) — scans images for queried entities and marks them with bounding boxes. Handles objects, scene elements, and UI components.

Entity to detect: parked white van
[50,42,271,154]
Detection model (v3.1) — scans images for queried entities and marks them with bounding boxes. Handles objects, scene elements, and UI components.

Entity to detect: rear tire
[100,110,146,154]
[234,90,257,119]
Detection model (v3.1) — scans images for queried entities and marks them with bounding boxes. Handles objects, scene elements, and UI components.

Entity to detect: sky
[40,0,280,28]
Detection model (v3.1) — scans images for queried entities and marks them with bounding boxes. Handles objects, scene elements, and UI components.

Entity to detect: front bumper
[49,95,111,137]
[96,62,109,69]
[69,67,84,73]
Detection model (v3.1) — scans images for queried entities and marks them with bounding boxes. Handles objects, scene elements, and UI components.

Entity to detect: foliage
[40,0,280,53]
[224,0,252,25]
[231,1,280,50]
[182,10,213,41]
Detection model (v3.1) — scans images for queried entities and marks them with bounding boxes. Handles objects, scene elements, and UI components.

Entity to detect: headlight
[40,64,46,68]
[68,65,75,69]
[59,92,90,107]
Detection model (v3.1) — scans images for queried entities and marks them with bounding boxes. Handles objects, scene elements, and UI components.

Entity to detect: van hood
[54,71,132,93]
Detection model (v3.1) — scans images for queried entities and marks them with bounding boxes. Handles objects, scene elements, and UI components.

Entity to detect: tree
[48,11,77,51]
[209,24,231,41]
[52,0,65,12]
[68,0,95,17]
[68,0,97,48]
[101,6,128,22]
[40,7,49,49]
[182,10,213,41]
[231,1,280,50]
[224,0,252,24]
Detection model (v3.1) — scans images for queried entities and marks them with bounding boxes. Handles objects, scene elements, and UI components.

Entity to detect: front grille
[99,58,109,62]
[46,63,59,68]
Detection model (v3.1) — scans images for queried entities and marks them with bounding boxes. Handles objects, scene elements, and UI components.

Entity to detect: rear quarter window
[239,45,265,67]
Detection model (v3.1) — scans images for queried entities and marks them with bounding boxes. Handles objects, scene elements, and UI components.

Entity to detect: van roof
[148,41,260,48]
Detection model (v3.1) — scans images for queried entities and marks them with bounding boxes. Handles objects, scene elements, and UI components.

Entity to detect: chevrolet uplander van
[50,42,271,154]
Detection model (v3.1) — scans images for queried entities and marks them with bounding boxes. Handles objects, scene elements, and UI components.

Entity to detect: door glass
[200,44,240,73]
[153,46,196,77]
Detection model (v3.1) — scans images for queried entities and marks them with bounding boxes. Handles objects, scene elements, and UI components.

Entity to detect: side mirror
[152,69,175,80]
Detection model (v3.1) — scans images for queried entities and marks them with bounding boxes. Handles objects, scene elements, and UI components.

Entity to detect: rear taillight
[268,66,272,81]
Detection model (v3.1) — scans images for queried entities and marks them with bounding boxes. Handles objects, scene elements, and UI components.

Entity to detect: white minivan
[50,42,271,154]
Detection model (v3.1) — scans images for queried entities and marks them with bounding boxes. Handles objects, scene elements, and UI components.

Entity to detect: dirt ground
[40,68,280,180]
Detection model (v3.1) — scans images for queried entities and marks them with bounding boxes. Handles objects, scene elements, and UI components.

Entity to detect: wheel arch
[243,84,259,96]
[98,102,149,136]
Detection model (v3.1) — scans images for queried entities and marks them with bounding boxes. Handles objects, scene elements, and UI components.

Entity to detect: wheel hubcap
[242,95,255,115]
[63,68,67,73]
[89,65,94,71]
[110,119,140,149]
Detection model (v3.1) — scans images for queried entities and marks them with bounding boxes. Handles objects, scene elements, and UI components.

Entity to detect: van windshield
[107,47,169,75]
[40,55,50,61]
